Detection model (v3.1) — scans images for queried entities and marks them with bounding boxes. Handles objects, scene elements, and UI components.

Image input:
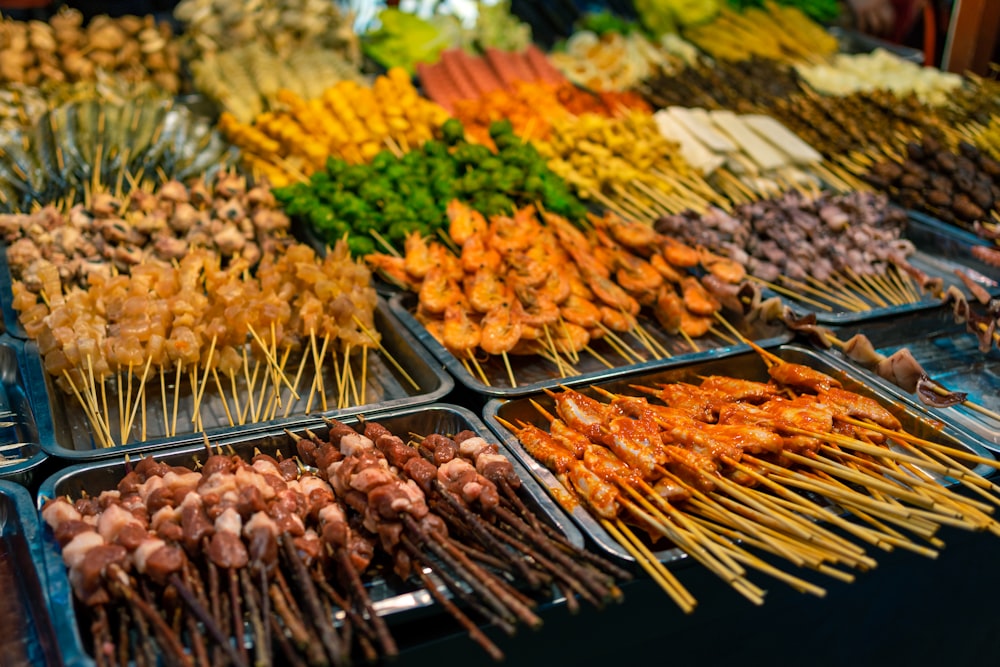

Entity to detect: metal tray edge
[388,291,792,399]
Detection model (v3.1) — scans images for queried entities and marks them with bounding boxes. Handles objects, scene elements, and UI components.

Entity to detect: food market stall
[1,1,1000,664]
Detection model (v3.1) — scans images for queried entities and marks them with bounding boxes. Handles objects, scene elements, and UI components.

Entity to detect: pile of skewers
[449,79,651,148]
[366,201,753,388]
[0,94,233,213]
[500,343,1000,609]
[1,171,290,294]
[866,134,1000,239]
[218,68,450,186]
[0,8,184,92]
[14,237,388,448]
[533,111,729,218]
[41,418,627,663]
[655,191,936,314]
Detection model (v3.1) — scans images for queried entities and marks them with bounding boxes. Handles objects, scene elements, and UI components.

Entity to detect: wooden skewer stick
[466,350,491,386]
[705,471,872,564]
[501,351,517,389]
[583,345,615,369]
[686,511,855,583]
[266,345,294,421]
[794,467,941,557]
[802,274,869,311]
[542,325,569,379]
[212,367,234,428]
[618,495,764,604]
[599,518,696,613]
[835,417,1000,473]
[172,360,183,438]
[655,465,817,569]
[159,366,169,441]
[319,333,332,412]
[352,315,420,390]
[688,516,829,597]
[243,359,261,424]
[722,455,903,554]
[360,346,369,406]
[63,370,110,449]
[619,482,748,580]
[747,275,834,311]
[892,439,1000,509]
[117,370,126,446]
[123,357,153,443]
[247,325,300,399]
[840,267,886,307]
[783,423,992,489]
[190,336,217,425]
[818,445,996,516]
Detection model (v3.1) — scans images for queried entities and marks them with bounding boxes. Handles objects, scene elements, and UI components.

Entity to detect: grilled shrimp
[480,304,522,355]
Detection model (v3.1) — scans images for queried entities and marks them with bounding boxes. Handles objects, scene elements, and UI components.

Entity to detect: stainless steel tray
[782,214,1000,325]
[827,306,1000,452]
[0,334,48,488]
[34,298,453,461]
[906,210,1000,282]
[389,291,790,398]
[39,403,584,666]
[827,26,924,63]
[0,480,61,667]
[483,344,995,565]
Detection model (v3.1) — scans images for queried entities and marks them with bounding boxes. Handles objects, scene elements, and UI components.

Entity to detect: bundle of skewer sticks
[41,419,628,664]
[16,239,417,448]
[498,336,1000,610]
[366,200,761,388]
[654,190,941,317]
[755,262,929,314]
[0,94,233,214]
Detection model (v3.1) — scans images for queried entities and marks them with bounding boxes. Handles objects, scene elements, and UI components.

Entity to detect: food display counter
[1,0,999,664]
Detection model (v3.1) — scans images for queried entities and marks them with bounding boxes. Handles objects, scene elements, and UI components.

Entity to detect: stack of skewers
[496,342,1000,609]
[41,417,627,663]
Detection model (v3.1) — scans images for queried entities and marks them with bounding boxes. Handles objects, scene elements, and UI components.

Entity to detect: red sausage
[439,49,481,101]
[484,47,523,88]
[455,49,504,94]
[524,44,566,85]
[416,62,459,112]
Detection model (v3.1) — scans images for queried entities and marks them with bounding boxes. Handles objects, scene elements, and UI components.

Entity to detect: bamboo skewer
[600,518,696,613]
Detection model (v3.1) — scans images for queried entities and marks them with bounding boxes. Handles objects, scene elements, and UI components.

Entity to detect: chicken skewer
[501,348,1000,607]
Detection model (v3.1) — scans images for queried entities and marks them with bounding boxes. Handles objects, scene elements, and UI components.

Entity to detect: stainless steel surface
[828,306,1000,451]
[0,480,61,667]
[0,335,48,487]
[906,210,1000,282]
[827,26,924,63]
[483,344,996,565]
[785,214,1000,324]
[390,291,790,398]
[35,298,453,461]
[38,403,583,666]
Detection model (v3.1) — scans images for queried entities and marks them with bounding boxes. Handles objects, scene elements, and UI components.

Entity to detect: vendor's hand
[846,0,897,36]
